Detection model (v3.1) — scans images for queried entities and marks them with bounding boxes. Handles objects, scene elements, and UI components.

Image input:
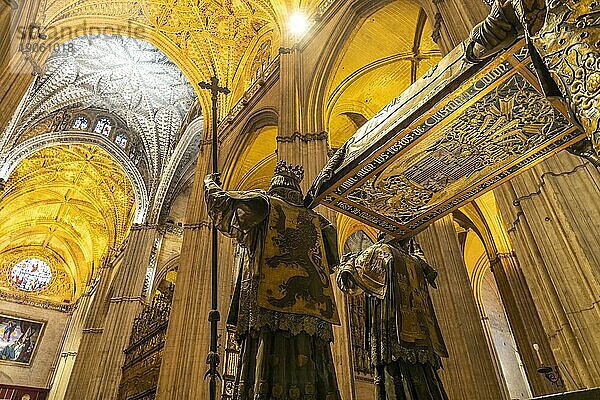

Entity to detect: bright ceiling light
[288,12,309,38]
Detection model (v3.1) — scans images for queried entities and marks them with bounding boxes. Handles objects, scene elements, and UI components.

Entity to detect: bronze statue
[204,161,341,400]
[467,0,599,154]
[337,236,448,400]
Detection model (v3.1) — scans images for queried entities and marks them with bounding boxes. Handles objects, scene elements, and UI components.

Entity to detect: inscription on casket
[347,73,569,225]
[308,41,584,238]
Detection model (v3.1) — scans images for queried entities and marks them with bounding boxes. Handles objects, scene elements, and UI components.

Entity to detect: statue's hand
[204,173,221,185]
[204,173,222,194]
[340,252,356,265]
[337,269,356,292]
[466,1,520,63]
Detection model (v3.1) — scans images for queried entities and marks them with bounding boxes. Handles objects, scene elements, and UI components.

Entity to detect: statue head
[268,160,304,205]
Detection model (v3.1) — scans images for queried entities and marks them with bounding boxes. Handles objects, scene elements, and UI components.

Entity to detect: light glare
[288,12,309,37]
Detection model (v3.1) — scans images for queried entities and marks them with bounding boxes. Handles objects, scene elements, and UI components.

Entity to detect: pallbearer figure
[204,161,341,400]
[468,0,599,153]
[337,235,449,400]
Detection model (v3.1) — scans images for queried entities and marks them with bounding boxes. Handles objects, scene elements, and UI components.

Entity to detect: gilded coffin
[307,41,585,238]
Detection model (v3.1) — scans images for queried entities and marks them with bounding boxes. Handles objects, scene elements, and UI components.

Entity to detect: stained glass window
[115,133,128,148]
[72,115,89,130]
[93,117,112,137]
[11,258,52,292]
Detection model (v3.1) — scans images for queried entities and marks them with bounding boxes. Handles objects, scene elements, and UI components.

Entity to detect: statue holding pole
[199,76,230,400]
[204,160,342,400]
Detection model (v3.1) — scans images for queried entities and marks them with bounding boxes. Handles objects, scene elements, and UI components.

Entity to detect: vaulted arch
[0,132,149,223]
[305,0,441,143]
[0,144,136,303]
[222,108,279,190]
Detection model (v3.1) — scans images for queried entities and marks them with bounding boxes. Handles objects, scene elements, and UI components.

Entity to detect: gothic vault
[0,1,599,400]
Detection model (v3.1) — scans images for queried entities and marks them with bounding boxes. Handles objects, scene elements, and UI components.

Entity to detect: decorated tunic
[339,242,448,367]
[205,181,340,342]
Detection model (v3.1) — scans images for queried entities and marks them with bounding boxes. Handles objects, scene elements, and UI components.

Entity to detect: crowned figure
[204,161,342,400]
[337,235,448,400]
[467,0,599,153]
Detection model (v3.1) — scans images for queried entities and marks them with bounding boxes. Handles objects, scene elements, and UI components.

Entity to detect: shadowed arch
[336,213,378,255]
[221,107,279,189]
[153,255,180,294]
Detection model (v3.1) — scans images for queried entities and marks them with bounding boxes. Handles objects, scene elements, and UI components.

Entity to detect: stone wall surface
[0,300,69,388]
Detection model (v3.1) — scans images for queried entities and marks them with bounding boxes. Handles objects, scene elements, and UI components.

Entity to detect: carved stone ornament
[117,290,173,400]
[307,41,584,238]
[1,35,199,224]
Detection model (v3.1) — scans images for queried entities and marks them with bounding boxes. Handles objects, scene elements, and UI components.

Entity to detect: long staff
[199,76,230,400]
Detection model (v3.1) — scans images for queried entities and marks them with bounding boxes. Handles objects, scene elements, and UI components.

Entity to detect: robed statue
[467,0,599,153]
[204,161,342,400]
[337,236,448,400]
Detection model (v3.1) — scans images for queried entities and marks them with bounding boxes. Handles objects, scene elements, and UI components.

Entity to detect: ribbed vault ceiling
[0,144,135,304]
[9,34,197,192]
[326,0,441,148]
[34,1,336,113]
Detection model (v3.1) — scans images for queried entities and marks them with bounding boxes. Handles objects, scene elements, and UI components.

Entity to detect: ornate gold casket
[308,41,585,238]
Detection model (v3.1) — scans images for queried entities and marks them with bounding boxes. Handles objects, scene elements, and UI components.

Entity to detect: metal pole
[199,76,229,400]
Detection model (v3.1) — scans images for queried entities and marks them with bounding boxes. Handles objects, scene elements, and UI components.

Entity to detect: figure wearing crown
[204,161,342,400]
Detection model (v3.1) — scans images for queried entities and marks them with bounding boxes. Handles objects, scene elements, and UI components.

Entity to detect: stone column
[62,263,116,399]
[47,287,94,400]
[155,145,238,399]
[64,225,157,400]
[490,252,560,396]
[276,133,330,192]
[494,150,600,389]
[0,0,12,65]
[329,266,355,400]
[418,214,508,400]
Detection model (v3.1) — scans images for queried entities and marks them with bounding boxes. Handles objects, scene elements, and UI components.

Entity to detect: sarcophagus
[307,40,584,238]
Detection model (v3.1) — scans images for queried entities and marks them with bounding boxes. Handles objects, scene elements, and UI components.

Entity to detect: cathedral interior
[0,0,599,399]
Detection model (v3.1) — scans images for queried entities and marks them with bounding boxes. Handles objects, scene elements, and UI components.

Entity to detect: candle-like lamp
[533,343,562,386]
[533,343,544,366]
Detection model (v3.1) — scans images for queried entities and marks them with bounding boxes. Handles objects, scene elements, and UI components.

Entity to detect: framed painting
[0,314,45,367]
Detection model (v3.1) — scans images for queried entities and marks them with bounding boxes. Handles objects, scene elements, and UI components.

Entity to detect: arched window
[72,115,89,130]
[11,258,52,292]
[115,132,128,148]
[250,40,272,84]
[94,117,112,137]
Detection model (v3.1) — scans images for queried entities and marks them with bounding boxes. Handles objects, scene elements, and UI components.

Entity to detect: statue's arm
[419,258,439,289]
[320,217,340,271]
[467,0,547,62]
[337,244,389,299]
[204,174,269,241]
[336,252,359,294]
[467,0,521,62]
